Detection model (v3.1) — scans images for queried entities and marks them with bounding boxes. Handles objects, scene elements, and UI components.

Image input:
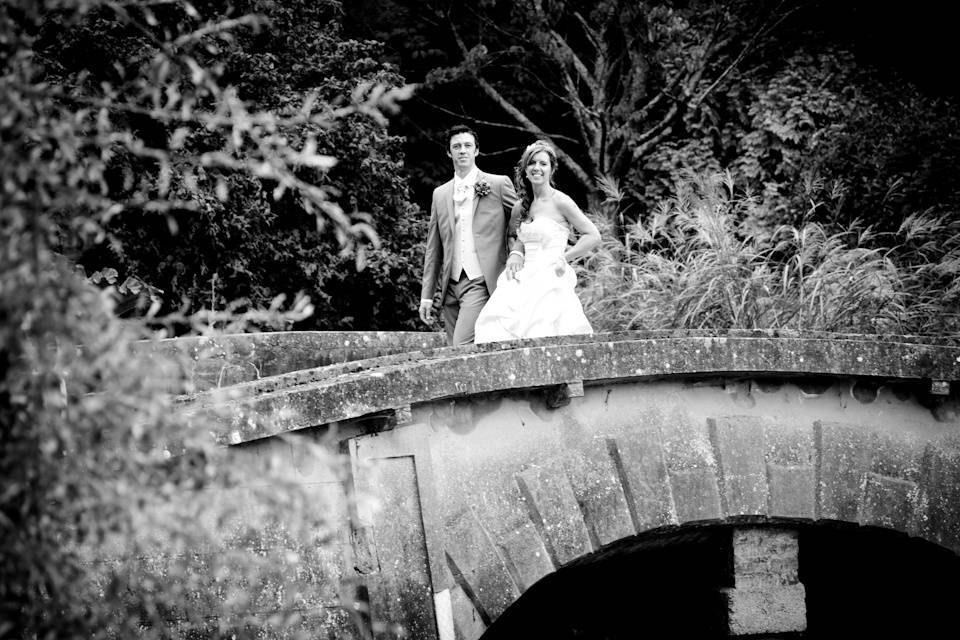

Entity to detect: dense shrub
[580,172,960,335]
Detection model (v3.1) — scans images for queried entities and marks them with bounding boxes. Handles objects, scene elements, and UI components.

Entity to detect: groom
[419,125,521,345]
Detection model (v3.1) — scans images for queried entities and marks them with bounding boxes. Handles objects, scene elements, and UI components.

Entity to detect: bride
[474,140,601,343]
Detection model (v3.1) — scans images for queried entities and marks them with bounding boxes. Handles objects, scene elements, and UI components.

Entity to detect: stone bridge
[162,330,960,638]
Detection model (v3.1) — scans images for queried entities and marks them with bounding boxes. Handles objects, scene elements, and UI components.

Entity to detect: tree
[638,45,960,235]
[30,0,420,330]
[348,0,960,241]
[348,0,803,208]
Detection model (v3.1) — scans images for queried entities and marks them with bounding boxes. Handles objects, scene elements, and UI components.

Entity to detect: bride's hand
[554,257,566,276]
[505,252,524,280]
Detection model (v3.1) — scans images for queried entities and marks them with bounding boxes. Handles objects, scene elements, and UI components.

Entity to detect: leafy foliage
[637,46,960,237]
[580,172,960,335]
[350,0,960,245]
[349,0,810,204]
[30,0,422,330]
[1,0,406,636]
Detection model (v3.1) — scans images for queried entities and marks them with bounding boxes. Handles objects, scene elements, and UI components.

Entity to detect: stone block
[363,456,437,640]
[870,431,924,481]
[709,416,768,516]
[767,464,816,518]
[496,524,553,592]
[615,428,676,529]
[727,584,807,635]
[661,411,721,523]
[860,472,917,532]
[816,421,872,521]
[450,584,487,640]
[561,438,635,547]
[764,420,816,518]
[516,462,593,565]
[916,443,960,552]
[670,469,723,523]
[443,508,518,623]
[731,528,799,583]
[727,528,805,636]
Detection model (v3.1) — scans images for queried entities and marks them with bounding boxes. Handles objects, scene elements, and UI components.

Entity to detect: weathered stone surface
[858,432,925,531]
[178,332,960,445]
[495,524,553,592]
[661,409,722,523]
[555,411,635,547]
[727,585,807,635]
[140,330,447,393]
[562,439,635,547]
[816,421,872,521]
[726,528,806,636]
[449,583,487,640]
[442,508,518,624]
[359,456,438,640]
[916,441,960,552]
[709,416,768,516]
[860,473,917,531]
[614,426,676,530]
[764,420,816,518]
[516,460,593,565]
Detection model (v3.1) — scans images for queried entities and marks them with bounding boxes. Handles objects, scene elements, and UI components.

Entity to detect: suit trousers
[443,271,489,346]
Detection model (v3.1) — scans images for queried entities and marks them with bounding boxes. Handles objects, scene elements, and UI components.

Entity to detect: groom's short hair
[445,124,479,149]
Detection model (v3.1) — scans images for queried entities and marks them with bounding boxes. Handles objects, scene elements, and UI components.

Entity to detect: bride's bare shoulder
[553,190,582,213]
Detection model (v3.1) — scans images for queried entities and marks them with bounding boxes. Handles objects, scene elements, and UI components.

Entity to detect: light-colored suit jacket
[420,171,519,304]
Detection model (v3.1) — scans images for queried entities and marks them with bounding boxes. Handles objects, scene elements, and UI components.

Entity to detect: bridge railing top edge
[174,331,960,410]
[142,328,960,348]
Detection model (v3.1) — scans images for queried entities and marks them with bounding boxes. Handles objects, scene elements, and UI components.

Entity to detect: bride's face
[525,151,553,185]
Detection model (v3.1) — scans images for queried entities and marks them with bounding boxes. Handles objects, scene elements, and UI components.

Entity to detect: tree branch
[692,3,800,109]
[473,75,592,189]
[447,13,591,189]
[413,95,580,144]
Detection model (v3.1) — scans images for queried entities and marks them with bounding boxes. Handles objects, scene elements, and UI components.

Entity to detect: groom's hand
[505,253,524,280]
[419,299,434,324]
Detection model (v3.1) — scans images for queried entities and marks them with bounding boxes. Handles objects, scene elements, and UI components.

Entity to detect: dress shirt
[452,166,479,204]
[450,167,483,281]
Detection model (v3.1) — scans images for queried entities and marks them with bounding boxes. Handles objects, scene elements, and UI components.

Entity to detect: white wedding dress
[474,214,593,343]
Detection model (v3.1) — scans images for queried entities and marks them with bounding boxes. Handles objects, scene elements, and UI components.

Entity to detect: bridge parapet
[136,329,446,392]
[176,330,960,445]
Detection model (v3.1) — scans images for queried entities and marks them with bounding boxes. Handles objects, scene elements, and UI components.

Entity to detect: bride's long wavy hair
[513,140,559,224]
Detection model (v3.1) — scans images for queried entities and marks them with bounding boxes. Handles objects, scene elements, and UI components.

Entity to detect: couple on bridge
[419,125,602,346]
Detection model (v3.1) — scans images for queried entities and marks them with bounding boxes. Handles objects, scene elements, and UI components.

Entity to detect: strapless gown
[474,215,593,343]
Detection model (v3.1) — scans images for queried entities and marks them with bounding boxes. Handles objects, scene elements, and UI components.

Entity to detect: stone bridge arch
[174,331,960,638]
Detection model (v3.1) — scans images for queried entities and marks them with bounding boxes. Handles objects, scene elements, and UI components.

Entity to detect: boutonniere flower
[474,179,491,198]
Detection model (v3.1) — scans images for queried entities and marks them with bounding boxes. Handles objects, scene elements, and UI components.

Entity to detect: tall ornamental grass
[579,172,960,336]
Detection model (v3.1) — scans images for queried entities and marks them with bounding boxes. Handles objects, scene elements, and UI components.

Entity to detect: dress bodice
[518,216,570,266]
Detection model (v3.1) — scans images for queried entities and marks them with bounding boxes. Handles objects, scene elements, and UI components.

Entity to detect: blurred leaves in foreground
[1,0,401,636]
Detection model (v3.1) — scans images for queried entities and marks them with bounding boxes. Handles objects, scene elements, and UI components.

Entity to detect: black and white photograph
[2,1,959,638]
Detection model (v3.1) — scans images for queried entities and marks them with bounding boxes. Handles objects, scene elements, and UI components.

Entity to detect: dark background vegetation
[29,0,960,333]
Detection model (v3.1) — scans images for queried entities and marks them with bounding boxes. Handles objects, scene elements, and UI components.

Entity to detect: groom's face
[448,133,478,172]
